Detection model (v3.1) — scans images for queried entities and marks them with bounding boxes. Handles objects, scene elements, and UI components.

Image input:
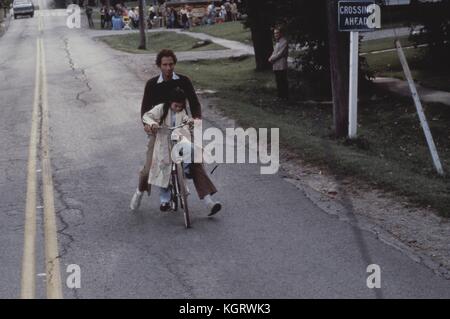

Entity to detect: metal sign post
[348,30,359,138]
[338,0,380,138]
[395,40,444,176]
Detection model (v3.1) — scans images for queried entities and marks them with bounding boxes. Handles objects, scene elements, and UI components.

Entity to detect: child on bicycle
[142,87,222,215]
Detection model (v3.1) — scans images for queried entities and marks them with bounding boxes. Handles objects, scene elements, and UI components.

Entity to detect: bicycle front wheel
[176,163,191,228]
[170,173,179,212]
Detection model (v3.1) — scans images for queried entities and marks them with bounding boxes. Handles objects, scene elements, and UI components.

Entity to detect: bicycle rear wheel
[176,163,191,228]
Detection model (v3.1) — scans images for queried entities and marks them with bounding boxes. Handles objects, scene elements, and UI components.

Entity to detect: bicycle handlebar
[160,121,190,131]
[147,120,192,137]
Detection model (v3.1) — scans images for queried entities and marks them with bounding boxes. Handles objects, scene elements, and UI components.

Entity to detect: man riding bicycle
[130,49,222,216]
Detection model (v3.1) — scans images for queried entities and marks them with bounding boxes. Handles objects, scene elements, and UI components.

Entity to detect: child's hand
[150,123,159,134]
[144,124,153,134]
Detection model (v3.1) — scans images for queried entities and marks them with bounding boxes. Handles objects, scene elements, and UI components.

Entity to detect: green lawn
[365,46,450,92]
[176,56,450,216]
[96,32,226,54]
[191,21,252,45]
[360,35,417,53]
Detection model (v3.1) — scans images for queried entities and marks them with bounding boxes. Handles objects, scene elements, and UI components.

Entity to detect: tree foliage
[0,0,12,8]
[409,0,450,70]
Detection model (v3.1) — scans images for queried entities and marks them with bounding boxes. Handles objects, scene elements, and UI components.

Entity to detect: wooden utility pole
[138,0,146,50]
[327,0,350,138]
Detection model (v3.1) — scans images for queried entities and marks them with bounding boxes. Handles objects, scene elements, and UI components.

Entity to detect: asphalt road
[0,5,449,299]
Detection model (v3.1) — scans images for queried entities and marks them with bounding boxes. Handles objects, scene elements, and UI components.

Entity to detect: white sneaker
[207,202,222,217]
[130,190,144,211]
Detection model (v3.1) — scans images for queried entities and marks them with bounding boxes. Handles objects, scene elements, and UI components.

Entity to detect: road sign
[338,1,378,32]
[338,1,381,138]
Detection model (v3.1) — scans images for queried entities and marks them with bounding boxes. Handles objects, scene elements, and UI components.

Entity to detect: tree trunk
[138,0,146,50]
[250,25,273,71]
[246,0,273,71]
[327,0,350,138]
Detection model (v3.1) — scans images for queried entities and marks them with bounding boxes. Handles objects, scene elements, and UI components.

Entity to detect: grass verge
[96,31,226,54]
[191,21,252,45]
[176,56,450,217]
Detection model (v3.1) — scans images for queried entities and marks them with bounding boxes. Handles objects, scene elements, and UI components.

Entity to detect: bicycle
[155,121,192,228]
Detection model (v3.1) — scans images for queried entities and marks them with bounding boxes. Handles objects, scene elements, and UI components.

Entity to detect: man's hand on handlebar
[187,119,195,130]
[192,118,202,128]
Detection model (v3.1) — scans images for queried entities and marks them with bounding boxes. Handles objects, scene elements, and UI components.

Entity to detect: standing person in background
[207,1,215,25]
[268,27,289,100]
[218,4,226,23]
[231,0,238,21]
[85,5,94,29]
[159,2,166,28]
[105,7,113,29]
[128,7,136,28]
[180,5,187,30]
[148,4,156,20]
[132,7,140,29]
[187,5,193,29]
[173,7,180,28]
[100,5,106,29]
[167,7,176,29]
[224,0,232,22]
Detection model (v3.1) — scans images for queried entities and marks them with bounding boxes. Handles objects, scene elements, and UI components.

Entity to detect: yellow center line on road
[21,7,63,299]
[39,38,63,299]
[20,39,40,300]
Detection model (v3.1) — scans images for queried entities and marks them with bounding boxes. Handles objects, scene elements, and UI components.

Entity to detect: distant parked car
[13,0,34,19]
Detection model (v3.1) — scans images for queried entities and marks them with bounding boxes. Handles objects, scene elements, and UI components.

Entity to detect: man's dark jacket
[140,74,202,120]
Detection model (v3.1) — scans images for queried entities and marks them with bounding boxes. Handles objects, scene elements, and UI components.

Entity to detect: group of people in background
[98,3,140,30]
[150,0,243,30]
[205,0,240,25]
[91,0,242,31]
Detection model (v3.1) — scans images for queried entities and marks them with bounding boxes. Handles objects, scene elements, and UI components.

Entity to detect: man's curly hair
[156,49,178,67]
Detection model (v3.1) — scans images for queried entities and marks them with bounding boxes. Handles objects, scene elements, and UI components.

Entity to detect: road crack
[62,37,92,108]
